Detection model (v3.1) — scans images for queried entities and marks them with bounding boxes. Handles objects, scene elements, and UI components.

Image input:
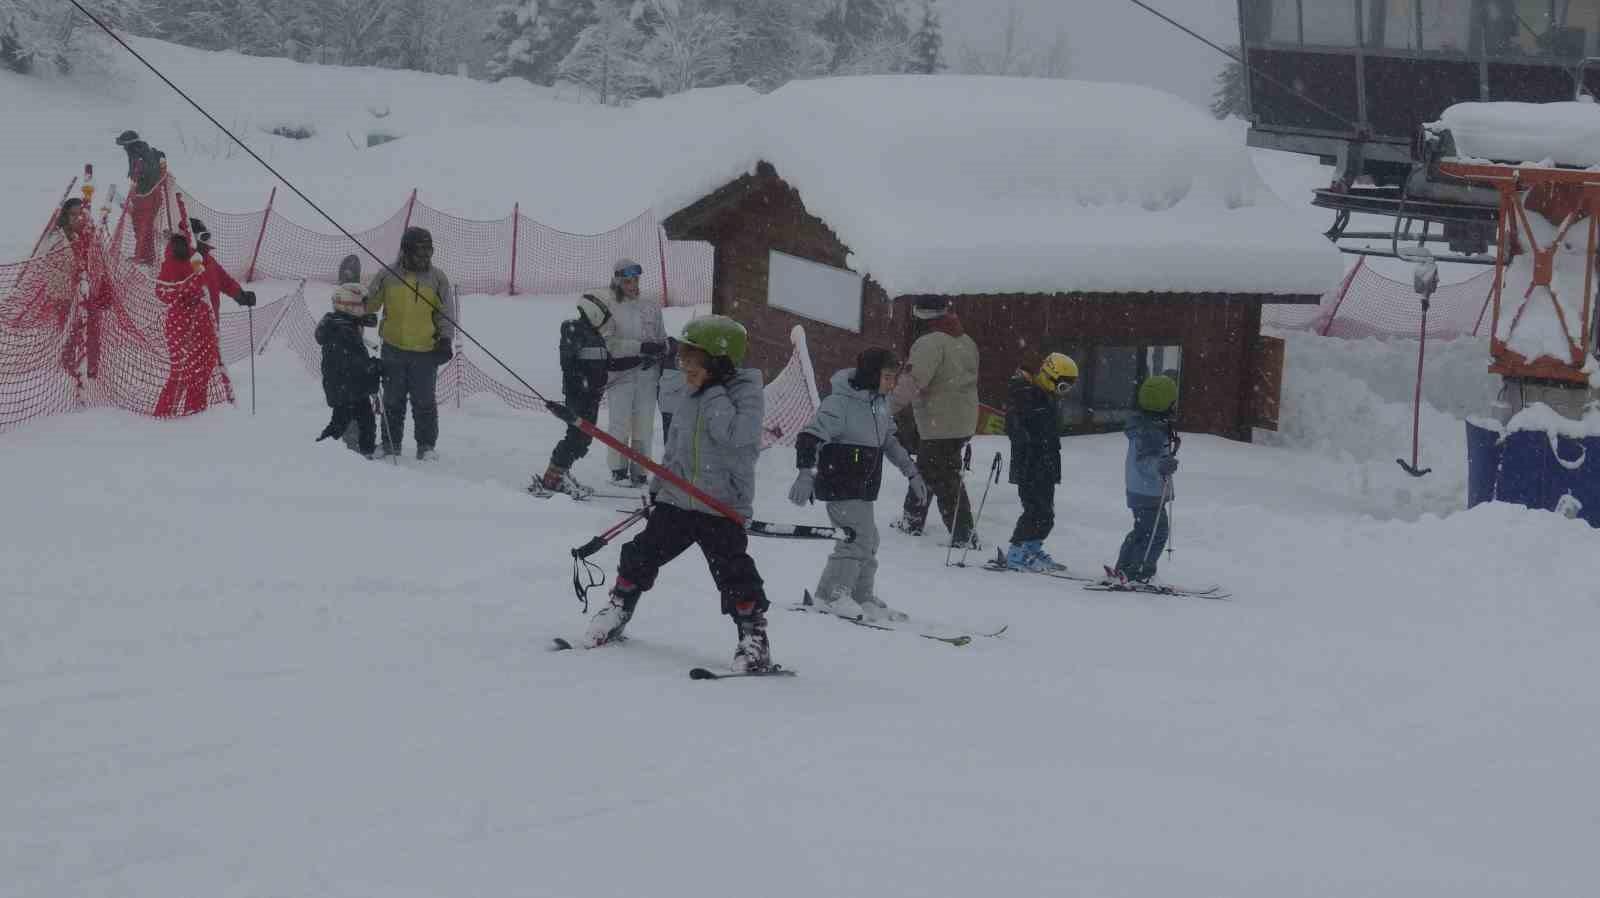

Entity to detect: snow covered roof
[721,76,1344,298]
[1434,100,1600,168]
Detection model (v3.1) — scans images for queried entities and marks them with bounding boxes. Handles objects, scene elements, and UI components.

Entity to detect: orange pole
[245,186,276,283]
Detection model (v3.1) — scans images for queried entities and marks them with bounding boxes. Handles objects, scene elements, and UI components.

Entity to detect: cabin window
[1369,0,1472,51]
[1302,1,1360,45]
[1048,342,1183,434]
[1482,0,1592,57]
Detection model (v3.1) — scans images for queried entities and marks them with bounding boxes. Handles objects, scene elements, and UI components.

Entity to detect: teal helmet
[1137,375,1179,413]
[679,315,748,365]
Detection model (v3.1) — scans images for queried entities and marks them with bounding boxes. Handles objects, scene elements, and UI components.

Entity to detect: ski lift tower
[1429,101,1600,524]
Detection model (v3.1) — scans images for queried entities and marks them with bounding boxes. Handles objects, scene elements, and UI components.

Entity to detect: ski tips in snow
[689,666,796,680]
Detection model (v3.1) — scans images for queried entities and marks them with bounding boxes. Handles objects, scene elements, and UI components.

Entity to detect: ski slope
[5,36,1600,898]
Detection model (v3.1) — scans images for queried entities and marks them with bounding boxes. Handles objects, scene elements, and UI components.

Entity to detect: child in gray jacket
[790,348,928,622]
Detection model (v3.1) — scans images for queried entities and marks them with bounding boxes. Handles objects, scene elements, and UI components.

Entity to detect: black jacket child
[1006,371,1061,487]
[317,312,382,405]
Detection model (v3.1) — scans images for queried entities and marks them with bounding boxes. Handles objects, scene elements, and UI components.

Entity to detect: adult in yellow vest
[365,227,458,460]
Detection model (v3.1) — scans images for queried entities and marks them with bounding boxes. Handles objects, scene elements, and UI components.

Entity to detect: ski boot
[417,445,438,461]
[532,464,594,499]
[812,586,864,621]
[1005,543,1049,572]
[610,468,630,484]
[731,600,771,673]
[582,581,639,648]
[1024,541,1067,573]
[889,514,924,536]
[857,594,909,623]
[946,531,982,551]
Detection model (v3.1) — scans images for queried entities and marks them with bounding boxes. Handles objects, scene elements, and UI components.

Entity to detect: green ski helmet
[1137,375,1179,413]
[679,315,748,365]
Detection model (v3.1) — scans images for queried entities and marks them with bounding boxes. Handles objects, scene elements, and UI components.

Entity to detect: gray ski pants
[814,499,881,604]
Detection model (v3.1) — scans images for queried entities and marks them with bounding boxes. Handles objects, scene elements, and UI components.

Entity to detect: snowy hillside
[5,36,1599,898]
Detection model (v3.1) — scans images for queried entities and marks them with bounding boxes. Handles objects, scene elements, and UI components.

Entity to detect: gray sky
[939,0,1240,109]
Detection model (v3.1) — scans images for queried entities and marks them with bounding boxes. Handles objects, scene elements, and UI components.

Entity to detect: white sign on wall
[767,250,863,333]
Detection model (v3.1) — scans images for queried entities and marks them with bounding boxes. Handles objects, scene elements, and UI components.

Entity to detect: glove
[546,400,578,424]
[1158,457,1179,476]
[907,473,930,505]
[787,469,815,506]
[432,337,453,364]
[234,290,257,307]
[641,341,665,358]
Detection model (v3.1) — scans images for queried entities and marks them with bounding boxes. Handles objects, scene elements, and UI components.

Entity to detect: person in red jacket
[153,230,233,417]
[187,218,256,316]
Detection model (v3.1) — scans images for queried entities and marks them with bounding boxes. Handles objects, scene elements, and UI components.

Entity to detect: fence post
[509,202,520,296]
[1470,270,1496,337]
[401,188,418,232]
[656,225,670,308]
[1320,255,1365,336]
[245,186,276,283]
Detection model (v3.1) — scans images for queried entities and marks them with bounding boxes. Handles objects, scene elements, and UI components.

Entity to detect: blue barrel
[1466,420,1600,526]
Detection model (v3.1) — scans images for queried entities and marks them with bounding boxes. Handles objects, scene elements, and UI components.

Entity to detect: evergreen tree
[907,0,942,75]
[634,0,741,96]
[1,0,144,74]
[714,0,829,92]
[487,0,596,83]
[558,0,647,103]
[1210,47,1246,120]
[817,0,909,73]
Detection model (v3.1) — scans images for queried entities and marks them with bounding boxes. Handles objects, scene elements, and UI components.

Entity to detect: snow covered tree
[1,0,145,75]
[486,0,596,83]
[633,0,741,95]
[557,0,648,104]
[955,1,1069,79]
[816,0,909,73]
[906,0,942,75]
[715,0,829,92]
[1210,47,1246,120]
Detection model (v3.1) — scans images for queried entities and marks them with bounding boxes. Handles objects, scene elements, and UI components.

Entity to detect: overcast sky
[939,0,1240,109]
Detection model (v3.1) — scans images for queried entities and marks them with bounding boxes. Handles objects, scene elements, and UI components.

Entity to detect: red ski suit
[153,243,232,417]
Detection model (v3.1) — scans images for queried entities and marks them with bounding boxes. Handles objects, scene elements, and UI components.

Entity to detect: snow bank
[1435,100,1600,168]
[1261,329,1500,518]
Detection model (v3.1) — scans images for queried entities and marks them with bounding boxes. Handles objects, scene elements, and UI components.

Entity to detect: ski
[747,520,854,542]
[689,666,797,680]
[787,594,1005,646]
[1082,582,1230,600]
[978,548,1099,581]
[549,635,629,651]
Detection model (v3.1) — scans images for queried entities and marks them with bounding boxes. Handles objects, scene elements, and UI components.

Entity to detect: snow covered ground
[5,36,1600,898]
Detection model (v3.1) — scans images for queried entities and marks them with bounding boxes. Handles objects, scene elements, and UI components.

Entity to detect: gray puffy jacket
[797,369,917,502]
[651,369,765,519]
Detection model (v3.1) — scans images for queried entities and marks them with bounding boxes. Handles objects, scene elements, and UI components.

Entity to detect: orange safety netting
[1263,258,1497,340]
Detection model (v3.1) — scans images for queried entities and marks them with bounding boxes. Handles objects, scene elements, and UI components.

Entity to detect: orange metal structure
[1436,161,1600,385]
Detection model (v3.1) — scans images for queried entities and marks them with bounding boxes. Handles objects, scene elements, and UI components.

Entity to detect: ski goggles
[614,264,644,279]
[1052,378,1077,396]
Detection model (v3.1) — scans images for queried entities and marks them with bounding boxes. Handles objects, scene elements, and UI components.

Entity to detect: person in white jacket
[590,258,666,485]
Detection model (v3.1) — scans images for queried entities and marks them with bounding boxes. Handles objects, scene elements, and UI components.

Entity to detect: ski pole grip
[572,537,607,560]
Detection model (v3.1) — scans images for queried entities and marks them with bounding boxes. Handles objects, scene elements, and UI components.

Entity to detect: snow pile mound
[751,76,1344,298]
[1262,330,1500,518]
[1435,100,1600,167]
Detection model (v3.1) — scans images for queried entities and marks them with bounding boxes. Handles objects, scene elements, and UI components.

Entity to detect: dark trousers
[1115,503,1170,581]
[661,411,673,439]
[381,344,439,451]
[550,391,601,470]
[1010,479,1055,544]
[908,437,974,540]
[326,400,376,454]
[616,503,767,616]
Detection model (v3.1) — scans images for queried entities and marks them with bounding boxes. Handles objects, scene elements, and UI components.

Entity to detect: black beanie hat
[850,347,897,391]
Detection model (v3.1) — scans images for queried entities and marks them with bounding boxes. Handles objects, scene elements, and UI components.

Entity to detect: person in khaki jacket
[900,296,981,548]
[365,227,458,460]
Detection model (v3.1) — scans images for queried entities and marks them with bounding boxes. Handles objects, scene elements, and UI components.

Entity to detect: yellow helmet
[1035,352,1079,395]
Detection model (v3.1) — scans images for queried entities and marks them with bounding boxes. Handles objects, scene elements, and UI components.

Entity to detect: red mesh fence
[1263,258,1496,340]
[2,179,715,435]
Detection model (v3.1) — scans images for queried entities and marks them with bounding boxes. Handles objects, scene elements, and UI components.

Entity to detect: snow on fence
[1263,257,1497,340]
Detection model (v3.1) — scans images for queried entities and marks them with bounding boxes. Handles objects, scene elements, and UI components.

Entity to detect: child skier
[1003,352,1077,572]
[315,284,383,458]
[1108,374,1181,585]
[530,294,642,498]
[789,348,928,622]
[579,315,774,672]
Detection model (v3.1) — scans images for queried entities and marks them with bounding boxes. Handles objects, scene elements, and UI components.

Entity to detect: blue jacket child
[1112,375,1180,583]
